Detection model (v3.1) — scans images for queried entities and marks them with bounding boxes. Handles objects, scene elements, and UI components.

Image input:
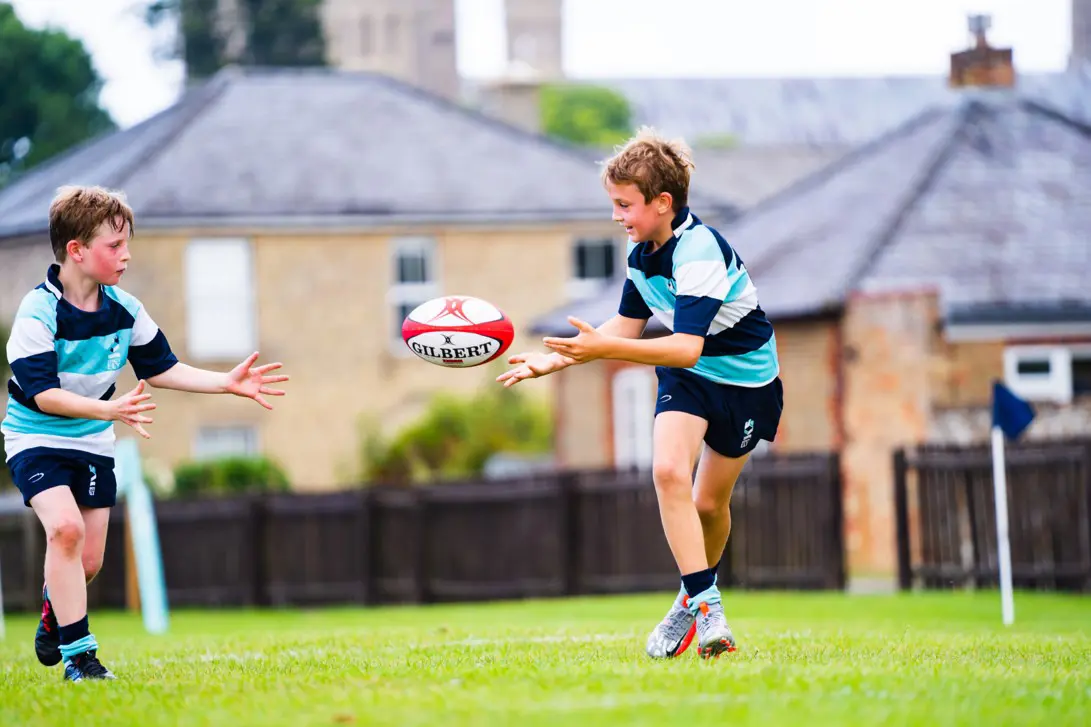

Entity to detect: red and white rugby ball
[401,296,515,368]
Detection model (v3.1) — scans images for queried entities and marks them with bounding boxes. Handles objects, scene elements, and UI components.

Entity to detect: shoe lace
[659,595,694,641]
[696,602,728,634]
[77,651,110,678]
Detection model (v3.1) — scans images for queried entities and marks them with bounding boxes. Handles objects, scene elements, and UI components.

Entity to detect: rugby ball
[401,296,515,368]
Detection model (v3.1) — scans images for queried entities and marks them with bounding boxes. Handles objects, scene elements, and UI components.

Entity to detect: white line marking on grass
[114,632,644,669]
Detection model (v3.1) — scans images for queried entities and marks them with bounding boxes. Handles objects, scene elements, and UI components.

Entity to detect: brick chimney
[1072,0,1091,69]
[948,15,1015,88]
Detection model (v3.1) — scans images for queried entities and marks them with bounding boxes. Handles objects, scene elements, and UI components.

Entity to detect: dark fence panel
[2,453,845,612]
[156,496,260,607]
[727,453,845,590]
[262,491,370,606]
[894,439,1091,592]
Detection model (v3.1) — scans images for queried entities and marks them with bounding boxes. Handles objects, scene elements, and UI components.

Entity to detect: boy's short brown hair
[49,185,135,262]
[601,126,695,212]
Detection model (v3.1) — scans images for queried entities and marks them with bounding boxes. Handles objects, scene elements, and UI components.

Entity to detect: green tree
[0,2,116,185]
[540,83,633,147]
[361,386,553,486]
[145,0,326,81]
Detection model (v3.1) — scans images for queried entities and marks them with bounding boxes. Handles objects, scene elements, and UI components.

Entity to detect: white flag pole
[0,553,6,640]
[990,425,1015,626]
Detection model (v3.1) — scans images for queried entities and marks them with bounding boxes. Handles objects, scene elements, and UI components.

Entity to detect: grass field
[1,590,1089,726]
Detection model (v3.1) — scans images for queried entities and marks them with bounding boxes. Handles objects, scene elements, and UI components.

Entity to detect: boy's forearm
[147,363,229,394]
[600,334,702,368]
[34,389,109,421]
[596,315,647,340]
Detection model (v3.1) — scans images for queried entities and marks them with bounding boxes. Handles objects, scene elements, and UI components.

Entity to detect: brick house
[0,66,735,490]
[533,92,1091,580]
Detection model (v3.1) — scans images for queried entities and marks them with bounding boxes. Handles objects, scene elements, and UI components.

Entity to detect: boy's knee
[652,460,691,495]
[47,519,85,556]
[82,552,104,581]
[694,493,730,521]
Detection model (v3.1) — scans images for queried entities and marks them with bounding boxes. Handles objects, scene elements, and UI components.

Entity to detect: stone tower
[1072,0,1091,69]
[505,0,564,79]
[320,0,459,100]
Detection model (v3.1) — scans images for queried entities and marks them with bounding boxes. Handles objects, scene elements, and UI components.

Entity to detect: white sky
[8,0,1073,128]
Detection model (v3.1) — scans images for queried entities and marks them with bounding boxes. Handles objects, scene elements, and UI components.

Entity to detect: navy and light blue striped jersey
[2,265,178,461]
[618,208,779,387]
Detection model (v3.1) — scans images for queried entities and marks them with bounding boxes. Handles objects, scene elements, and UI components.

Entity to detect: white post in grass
[0,554,6,640]
[990,425,1015,626]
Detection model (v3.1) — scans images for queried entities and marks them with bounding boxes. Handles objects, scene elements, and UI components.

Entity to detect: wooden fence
[894,439,1091,591]
[1,453,844,612]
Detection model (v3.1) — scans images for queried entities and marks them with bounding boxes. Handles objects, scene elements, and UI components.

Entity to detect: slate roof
[599,70,1091,145]
[532,90,1091,334]
[0,67,734,240]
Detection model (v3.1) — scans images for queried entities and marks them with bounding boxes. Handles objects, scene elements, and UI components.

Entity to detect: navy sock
[59,616,98,662]
[58,615,89,646]
[681,567,717,598]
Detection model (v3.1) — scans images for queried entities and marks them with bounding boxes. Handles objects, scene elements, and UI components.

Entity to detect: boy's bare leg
[80,506,111,585]
[693,447,750,570]
[645,412,711,659]
[651,411,709,575]
[31,489,114,679]
[31,488,87,626]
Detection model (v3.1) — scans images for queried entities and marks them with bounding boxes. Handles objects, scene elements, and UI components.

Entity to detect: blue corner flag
[992,381,1035,441]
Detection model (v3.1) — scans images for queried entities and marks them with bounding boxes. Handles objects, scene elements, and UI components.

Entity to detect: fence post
[251,495,267,607]
[362,489,375,606]
[559,472,581,597]
[893,449,912,591]
[414,489,430,604]
[1083,442,1091,592]
[830,453,846,590]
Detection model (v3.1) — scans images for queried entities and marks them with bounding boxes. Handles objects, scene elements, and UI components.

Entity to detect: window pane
[393,238,435,284]
[1073,356,1091,396]
[574,239,616,280]
[1016,359,1051,376]
[393,302,417,341]
[194,426,258,460]
[185,238,256,359]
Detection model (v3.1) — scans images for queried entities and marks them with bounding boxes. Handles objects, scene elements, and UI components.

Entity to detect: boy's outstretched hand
[224,352,290,410]
[496,351,575,388]
[108,380,157,439]
[542,317,609,363]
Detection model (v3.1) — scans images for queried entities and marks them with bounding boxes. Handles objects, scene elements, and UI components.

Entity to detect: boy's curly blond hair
[600,126,695,212]
[49,185,135,262]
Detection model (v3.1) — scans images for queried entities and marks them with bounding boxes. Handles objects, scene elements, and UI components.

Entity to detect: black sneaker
[35,587,61,667]
[63,650,116,682]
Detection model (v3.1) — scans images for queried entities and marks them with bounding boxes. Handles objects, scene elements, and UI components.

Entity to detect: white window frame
[567,237,621,300]
[184,238,257,361]
[612,367,656,470]
[1002,345,1091,404]
[388,236,440,354]
[193,424,260,461]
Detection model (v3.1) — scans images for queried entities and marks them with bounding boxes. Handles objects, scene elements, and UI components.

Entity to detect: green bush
[361,385,552,486]
[172,456,291,498]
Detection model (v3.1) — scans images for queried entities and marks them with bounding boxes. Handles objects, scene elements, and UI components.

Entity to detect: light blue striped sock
[60,635,98,663]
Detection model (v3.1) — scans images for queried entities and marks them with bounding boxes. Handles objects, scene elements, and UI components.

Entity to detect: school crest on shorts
[740,419,755,449]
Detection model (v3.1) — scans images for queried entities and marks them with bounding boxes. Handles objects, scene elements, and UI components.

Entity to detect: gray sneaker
[644,587,697,659]
[690,593,736,659]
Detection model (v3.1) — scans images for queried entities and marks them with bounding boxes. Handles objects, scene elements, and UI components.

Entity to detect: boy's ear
[656,192,674,215]
[65,239,85,262]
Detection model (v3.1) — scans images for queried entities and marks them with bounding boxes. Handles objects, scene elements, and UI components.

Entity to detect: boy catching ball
[498,128,782,659]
